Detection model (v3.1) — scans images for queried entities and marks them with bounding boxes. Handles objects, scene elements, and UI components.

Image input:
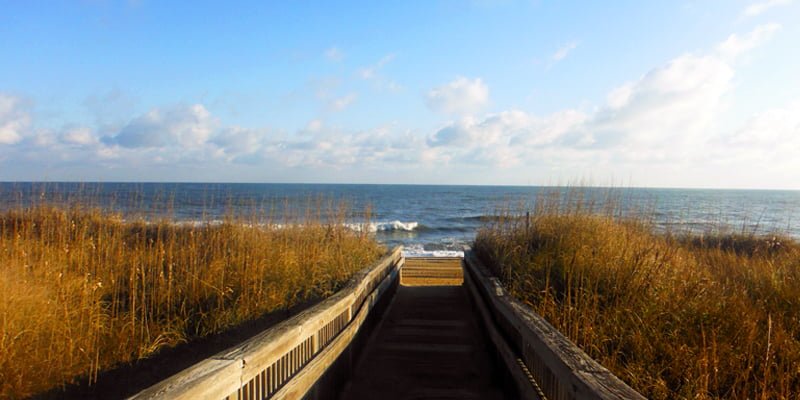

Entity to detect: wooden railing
[463,250,645,400]
[130,246,404,400]
[130,246,644,400]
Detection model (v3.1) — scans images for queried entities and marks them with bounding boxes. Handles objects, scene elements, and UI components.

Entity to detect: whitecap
[345,220,419,233]
[402,243,464,258]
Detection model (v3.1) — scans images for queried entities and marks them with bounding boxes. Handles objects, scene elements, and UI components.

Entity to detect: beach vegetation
[474,188,800,399]
[0,199,383,398]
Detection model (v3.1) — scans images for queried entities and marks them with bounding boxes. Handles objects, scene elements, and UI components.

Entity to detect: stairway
[340,258,509,399]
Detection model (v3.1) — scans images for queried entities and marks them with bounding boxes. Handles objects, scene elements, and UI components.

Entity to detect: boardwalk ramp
[340,257,508,399]
[130,247,644,400]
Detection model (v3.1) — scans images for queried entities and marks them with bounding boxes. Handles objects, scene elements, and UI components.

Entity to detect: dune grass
[474,189,800,399]
[0,201,384,398]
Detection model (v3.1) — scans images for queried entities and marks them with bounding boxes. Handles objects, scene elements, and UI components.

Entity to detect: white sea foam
[402,243,465,258]
[172,219,226,227]
[345,220,419,233]
[158,220,420,233]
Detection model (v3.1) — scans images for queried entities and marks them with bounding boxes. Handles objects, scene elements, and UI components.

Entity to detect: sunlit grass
[474,188,800,399]
[0,201,384,398]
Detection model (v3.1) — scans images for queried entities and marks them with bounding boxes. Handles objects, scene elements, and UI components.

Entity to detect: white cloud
[426,77,489,115]
[741,0,793,18]
[696,101,800,187]
[426,109,587,167]
[0,94,31,145]
[427,119,474,147]
[717,23,781,60]
[0,95,428,179]
[109,104,216,148]
[258,124,425,169]
[330,93,357,111]
[61,126,98,146]
[0,25,792,186]
[210,126,264,157]
[585,53,734,153]
[324,46,344,62]
[30,129,57,147]
[551,24,779,163]
[423,24,783,172]
[551,41,578,62]
[305,119,323,132]
[358,54,402,92]
[727,101,800,149]
[310,77,360,112]
[516,110,588,147]
[606,83,634,109]
[358,54,395,80]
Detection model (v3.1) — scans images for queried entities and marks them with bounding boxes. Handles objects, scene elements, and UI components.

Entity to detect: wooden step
[401,257,463,286]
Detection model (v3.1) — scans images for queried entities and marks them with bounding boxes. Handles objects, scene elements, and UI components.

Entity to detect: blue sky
[1,0,799,189]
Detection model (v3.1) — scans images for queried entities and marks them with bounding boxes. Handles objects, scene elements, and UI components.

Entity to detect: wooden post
[525,211,530,231]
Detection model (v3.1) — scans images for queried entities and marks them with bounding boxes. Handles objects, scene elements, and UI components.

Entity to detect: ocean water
[1,182,798,255]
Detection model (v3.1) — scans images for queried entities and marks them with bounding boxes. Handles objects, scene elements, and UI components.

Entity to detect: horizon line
[0,180,798,192]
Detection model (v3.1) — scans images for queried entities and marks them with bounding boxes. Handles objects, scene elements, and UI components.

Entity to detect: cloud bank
[109,104,216,148]
[422,23,795,183]
[0,24,796,187]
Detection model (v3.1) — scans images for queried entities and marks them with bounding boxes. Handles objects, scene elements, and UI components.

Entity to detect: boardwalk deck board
[339,281,511,400]
[131,253,644,400]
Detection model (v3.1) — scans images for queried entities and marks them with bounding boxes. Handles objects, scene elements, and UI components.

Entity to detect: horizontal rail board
[463,263,544,400]
[130,246,403,400]
[271,264,399,399]
[463,251,645,400]
[130,250,640,400]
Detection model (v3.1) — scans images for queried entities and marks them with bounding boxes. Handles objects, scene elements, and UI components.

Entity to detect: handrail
[463,250,645,400]
[130,246,404,400]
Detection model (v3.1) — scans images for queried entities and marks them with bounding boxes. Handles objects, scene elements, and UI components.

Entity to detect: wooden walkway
[340,258,510,399]
[129,251,644,400]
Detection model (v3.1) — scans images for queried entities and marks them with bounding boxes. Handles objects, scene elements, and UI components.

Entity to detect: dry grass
[474,189,800,400]
[0,202,384,398]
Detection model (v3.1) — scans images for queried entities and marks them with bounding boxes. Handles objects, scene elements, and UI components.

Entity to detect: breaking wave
[345,220,420,233]
[402,243,465,258]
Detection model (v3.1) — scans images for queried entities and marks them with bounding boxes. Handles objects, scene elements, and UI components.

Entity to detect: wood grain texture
[463,251,645,400]
[400,257,463,286]
[271,266,398,399]
[129,247,402,400]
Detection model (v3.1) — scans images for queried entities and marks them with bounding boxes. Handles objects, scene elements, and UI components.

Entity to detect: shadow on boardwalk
[340,285,511,399]
[33,299,321,400]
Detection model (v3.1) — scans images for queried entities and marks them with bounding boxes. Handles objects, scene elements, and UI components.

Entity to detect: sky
[1,0,799,189]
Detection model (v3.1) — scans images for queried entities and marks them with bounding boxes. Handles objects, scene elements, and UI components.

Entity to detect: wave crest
[345,220,419,233]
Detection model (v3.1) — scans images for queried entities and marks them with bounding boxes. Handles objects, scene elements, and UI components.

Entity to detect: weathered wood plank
[127,358,242,400]
[129,246,402,400]
[271,266,399,399]
[401,257,463,286]
[463,251,645,400]
[464,268,544,399]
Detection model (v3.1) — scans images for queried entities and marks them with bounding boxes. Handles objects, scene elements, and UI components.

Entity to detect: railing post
[129,247,403,400]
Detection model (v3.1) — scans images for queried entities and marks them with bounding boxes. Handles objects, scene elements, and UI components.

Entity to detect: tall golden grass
[474,189,800,399]
[0,201,383,398]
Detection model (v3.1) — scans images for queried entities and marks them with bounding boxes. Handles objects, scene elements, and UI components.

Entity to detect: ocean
[1,182,798,255]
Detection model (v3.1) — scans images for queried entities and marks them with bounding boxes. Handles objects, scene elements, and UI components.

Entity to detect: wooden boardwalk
[130,251,643,400]
[340,258,510,399]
